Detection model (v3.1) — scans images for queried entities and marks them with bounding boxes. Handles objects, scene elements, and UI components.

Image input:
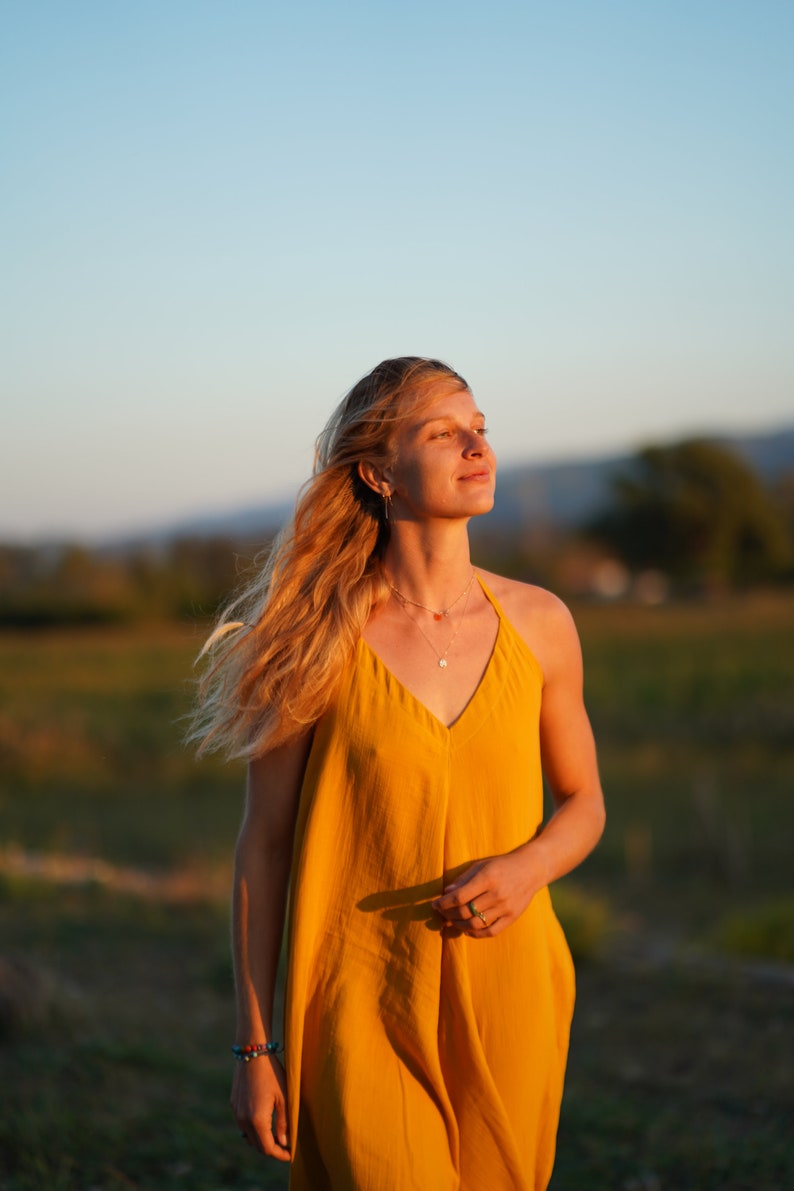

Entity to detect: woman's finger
[441,898,498,929]
[443,913,503,938]
[436,891,495,923]
[274,1096,290,1151]
[432,862,488,912]
[433,883,490,918]
[252,1114,290,1160]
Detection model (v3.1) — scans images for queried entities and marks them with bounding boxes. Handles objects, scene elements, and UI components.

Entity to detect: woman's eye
[431,426,488,439]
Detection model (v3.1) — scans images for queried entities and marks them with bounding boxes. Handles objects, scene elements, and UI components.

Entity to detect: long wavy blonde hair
[189,357,469,759]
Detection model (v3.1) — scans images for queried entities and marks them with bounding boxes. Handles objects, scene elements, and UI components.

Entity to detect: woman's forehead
[406,382,480,424]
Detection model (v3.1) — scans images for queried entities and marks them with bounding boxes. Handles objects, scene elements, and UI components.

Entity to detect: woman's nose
[462,431,485,455]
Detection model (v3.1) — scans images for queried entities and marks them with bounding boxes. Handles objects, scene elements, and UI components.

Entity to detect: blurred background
[1,2,792,1188]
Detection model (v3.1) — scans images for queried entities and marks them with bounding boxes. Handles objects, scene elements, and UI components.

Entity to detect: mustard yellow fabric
[284,580,575,1190]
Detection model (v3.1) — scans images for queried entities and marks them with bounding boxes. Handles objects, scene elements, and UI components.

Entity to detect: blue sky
[3,0,793,539]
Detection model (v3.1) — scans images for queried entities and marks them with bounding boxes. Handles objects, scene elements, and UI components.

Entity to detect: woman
[193,357,605,1190]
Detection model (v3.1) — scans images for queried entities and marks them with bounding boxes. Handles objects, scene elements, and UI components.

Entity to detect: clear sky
[3,0,793,540]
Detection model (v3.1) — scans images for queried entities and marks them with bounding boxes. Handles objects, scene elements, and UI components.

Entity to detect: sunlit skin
[379,383,497,524]
[230,380,605,1159]
[359,383,501,727]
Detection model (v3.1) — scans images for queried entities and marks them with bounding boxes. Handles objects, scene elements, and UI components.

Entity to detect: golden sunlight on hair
[189,357,468,758]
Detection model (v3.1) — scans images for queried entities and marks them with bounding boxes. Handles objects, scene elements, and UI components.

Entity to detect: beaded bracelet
[231,1042,282,1062]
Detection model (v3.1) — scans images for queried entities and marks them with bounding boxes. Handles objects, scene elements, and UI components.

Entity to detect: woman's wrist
[231,1041,283,1061]
[511,839,551,899]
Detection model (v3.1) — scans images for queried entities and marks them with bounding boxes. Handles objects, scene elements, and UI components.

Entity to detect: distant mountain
[483,424,794,533]
[159,497,297,542]
[141,424,794,544]
[719,426,794,482]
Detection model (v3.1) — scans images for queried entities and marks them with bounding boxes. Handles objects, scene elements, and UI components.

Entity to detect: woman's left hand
[431,851,538,938]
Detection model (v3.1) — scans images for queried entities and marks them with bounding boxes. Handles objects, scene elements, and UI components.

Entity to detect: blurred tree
[589,439,792,588]
[772,473,794,572]
[165,537,258,617]
[0,537,265,626]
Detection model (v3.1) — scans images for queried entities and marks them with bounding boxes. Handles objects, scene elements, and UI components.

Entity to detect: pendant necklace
[389,569,475,621]
[391,571,476,669]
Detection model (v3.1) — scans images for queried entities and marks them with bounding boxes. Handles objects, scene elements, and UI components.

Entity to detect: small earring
[383,491,392,522]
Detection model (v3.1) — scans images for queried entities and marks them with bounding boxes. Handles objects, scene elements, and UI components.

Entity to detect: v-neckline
[358,577,504,733]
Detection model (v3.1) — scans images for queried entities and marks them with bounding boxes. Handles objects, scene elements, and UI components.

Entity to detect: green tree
[590,439,792,588]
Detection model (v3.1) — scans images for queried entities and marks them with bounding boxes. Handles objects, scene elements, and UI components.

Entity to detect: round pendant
[438,658,448,668]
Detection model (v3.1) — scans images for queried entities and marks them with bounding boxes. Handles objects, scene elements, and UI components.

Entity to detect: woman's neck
[382,523,474,608]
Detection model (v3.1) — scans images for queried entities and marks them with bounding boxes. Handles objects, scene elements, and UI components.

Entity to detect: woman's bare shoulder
[477,568,572,622]
[476,569,581,672]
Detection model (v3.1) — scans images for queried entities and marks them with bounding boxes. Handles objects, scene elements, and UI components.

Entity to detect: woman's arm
[524,595,606,884]
[230,731,313,1159]
[433,592,605,936]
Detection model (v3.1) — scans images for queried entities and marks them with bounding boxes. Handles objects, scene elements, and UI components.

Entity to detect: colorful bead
[231,1041,282,1061]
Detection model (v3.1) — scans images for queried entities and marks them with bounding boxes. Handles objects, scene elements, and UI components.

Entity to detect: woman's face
[384,383,496,522]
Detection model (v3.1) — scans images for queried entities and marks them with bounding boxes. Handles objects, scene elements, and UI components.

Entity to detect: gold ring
[468,900,487,924]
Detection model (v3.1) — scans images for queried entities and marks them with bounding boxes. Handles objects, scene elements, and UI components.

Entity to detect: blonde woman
[193,357,605,1190]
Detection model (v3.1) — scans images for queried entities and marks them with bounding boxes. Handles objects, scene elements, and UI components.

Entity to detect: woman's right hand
[231,1055,290,1161]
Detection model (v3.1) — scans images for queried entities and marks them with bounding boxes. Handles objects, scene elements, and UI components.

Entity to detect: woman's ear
[358,459,392,498]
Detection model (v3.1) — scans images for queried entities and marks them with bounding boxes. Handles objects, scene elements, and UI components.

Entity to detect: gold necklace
[388,570,475,621]
[393,572,476,669]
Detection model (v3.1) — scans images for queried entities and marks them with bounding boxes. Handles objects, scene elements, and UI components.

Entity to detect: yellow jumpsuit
[284,581,575,1190]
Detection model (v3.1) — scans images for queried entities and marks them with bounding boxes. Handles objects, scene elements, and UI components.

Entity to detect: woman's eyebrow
[418,410,487,427]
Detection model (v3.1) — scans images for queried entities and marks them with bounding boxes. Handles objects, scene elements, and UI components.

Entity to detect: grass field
[1,596,792,1189]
